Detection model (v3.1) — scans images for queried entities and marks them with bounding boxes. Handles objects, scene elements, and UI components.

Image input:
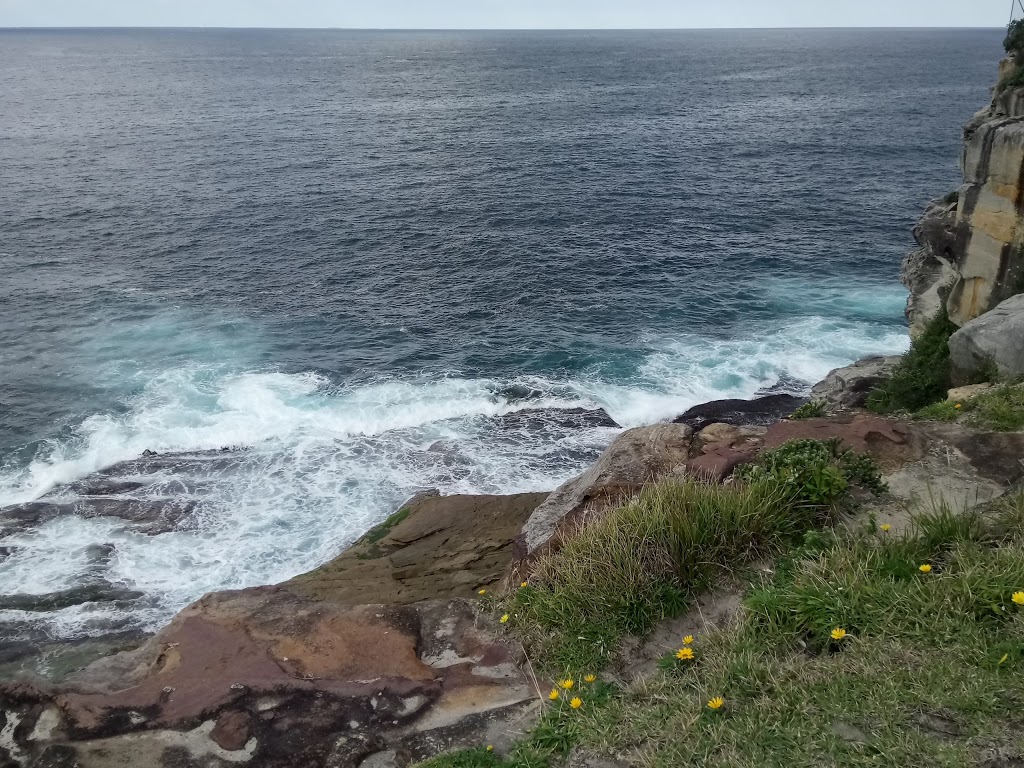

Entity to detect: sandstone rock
[683,423,765,482]
[949,293,1024,383]
[947,383,994,402]
[902,199,963,337]
[672,394,804,430]
[762,414,925,471]
[287,491,548,604]
[519,423,693,556]
[810,355,903,409]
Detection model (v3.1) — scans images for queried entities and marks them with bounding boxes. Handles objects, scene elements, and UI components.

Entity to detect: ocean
[0,27,1002,640]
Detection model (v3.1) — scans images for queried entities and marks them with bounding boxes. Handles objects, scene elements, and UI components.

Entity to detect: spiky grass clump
[867,311,959,414]
[505,478,817,675]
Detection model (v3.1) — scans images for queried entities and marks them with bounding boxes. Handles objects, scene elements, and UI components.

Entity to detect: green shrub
[867,310,958,413]
[1005,18,1024,57]
[735,438,887,504]
[789,400,826,419]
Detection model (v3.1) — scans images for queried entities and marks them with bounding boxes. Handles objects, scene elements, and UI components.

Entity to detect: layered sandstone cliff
[903,57,1024,334]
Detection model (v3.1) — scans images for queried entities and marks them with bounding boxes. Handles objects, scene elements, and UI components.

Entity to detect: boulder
[809,355,903,409]
[948,293,1024,384]
[947,383,994,402]
[671,394,804,430]
[518,423,693,556]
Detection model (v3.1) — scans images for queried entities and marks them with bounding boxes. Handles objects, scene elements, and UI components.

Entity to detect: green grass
[912,400,961,422]
[789,400,826,419]
[867,311,959,414]
[360,505,412,545]
[964,384,1024,432]
[421,495,1024,768]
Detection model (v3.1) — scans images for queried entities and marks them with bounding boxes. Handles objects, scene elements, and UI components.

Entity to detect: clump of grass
[867,310,959,414]
[913,400,961,422]
[505,478,811,675]
[789,400,826,420]
[963,384,1024,431]
[735,437,887,502]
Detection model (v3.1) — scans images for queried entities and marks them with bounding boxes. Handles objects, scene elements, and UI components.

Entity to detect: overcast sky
[0,0,1013,29]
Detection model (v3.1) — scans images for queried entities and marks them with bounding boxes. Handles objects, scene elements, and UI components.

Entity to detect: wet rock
[287,492,548,604]
[488,407,619,432]
[810,355,903,409]
[0,585,144,612]
[0,497,200,537]
[519,423,693,556]
[672,394,804,430]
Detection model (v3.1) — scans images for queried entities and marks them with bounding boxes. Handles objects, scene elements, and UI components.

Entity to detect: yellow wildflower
[569,697,583,710]
[478,589,487,595]
[831,627,848,641]
[500,614,510,624]
[919,564,932,573]
[520,581,528,588]
[559,678,574,690]
[1012,591,1024,606]
[548,689,559,701]
[486,746,494,752]
[954,403,962,409]
[683,635,695,645]
[880,523,892,532]
[676,647,695,661]
[999,653,1010,665]
[583,674,597,683]
[707,696,725,710]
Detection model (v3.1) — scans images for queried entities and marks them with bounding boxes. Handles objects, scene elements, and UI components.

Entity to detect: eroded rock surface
[810,355,903,409]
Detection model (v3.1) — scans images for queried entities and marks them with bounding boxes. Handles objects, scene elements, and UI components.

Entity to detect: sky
[0,0,1014,29]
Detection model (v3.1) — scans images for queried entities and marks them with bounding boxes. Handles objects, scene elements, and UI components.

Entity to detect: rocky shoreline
[7,45,1024,768]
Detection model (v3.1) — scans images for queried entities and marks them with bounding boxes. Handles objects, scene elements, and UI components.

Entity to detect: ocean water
[0,28,1002,639]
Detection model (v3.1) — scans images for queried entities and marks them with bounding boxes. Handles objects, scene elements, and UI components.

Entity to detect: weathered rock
[947,383,994,402]
[949,293,1024,383]
[0,585,143,613]
[2,593,536,768]
[487,407,619,432]
[287,492,548,605]
[518,423,693,556]
[762,414,926,471]
[682,423,765,481]
[903,57,1024,332]
[809,355,904,409]
[672,394,804,430]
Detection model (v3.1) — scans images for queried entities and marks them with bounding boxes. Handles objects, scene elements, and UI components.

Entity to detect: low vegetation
[788,400,826,419]
[866,310,959,414]
[421,493,1024,768]
[913,383,1024,432]
[1006,18,1024,61]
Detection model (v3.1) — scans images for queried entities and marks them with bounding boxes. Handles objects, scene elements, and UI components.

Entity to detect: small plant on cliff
[735,438,887,504]
[867,310,958,414]
[1006,18,1024,61]
[789,400,826,420]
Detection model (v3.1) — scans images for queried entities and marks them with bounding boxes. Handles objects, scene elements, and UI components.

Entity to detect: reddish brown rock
[211,709,252,751]
[762,413,925,470]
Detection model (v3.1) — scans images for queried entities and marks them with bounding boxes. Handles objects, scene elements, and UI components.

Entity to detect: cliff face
[903,57,1024,335]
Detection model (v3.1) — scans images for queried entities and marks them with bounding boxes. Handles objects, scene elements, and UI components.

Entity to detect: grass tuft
[789,400,826,420]
[867,310,959,414]
[963,384,1024,432]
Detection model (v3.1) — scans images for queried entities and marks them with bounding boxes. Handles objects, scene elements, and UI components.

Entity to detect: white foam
[0,309,910,638]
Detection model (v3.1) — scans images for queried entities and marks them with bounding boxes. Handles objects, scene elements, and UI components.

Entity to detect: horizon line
[0,24,1006,32]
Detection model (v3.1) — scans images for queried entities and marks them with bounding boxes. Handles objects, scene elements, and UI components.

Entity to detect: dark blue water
[0,28,1001,636]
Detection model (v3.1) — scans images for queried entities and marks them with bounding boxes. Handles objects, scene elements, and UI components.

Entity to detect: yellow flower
[478,589,487,595]
[880,523,892,532]
[500,614,510,624]
[569,697,583,710]
[583,674,597,683]
[831,627,848,641]
[682,635,695,645]
[919,564,932,573]
[520,581,529,588]
[707,696,725,710]
[559,678,575,690]
[1012,591,1024,605]
[954,403,962,409]
[548,689,559,701]
[999,653,1010,665]
[676,647,695,661]
[486,746,494,752]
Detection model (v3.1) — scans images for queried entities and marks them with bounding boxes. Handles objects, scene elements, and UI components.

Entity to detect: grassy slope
[420,485,1024,768]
